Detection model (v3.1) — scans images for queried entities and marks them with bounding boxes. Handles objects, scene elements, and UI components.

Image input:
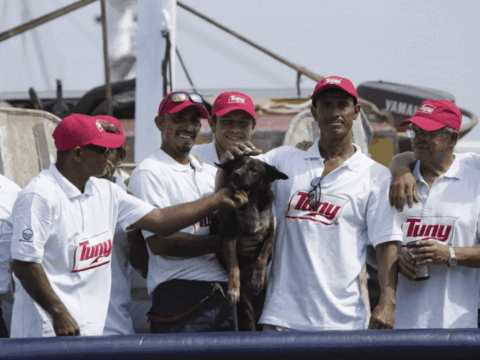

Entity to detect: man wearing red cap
[190,91,257,165]
[8,113,246,338]
[129,91,256,333]
[222,76,402,331]
[388,100,480,328]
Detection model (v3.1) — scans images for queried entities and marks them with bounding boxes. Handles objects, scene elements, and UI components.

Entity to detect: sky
[1,0,480,140]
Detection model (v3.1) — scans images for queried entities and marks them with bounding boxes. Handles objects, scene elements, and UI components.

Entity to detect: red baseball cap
[211,91,257,120]
[311,76,358,102]
[158,91,209,118]
[400,99,462,132]
[52,113,126,150]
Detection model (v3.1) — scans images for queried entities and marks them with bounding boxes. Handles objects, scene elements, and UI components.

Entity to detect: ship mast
[135,0,176,163]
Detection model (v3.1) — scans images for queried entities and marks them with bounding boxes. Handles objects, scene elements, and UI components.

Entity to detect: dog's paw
[226,289,240,306]
[250,270,265,295]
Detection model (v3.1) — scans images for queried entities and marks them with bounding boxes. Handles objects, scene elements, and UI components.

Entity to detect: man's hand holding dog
[214,188,249,210]
[237,235,263,258]
[220,141,262,163]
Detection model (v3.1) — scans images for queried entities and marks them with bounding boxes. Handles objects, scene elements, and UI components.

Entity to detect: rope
[148,283,225,324]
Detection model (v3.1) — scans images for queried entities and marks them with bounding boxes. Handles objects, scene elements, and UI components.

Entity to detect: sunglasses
[83,144,112,157]
[158,92,204,116]
[406,126,447,140]
[308,176,323,210]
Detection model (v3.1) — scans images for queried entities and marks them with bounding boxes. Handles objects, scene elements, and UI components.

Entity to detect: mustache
[326,117,344,124]
[176,130,196,136]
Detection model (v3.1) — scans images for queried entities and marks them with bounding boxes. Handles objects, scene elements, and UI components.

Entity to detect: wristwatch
[447,245,457,267]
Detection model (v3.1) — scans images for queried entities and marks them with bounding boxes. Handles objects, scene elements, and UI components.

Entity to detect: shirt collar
[413,155,462,181]
[49,164,95,199]
[154,148,203,172]
[303,140,363,172]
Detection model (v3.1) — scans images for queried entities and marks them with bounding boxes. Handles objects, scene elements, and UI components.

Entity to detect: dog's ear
[264,164,289,183]
[214,160,237,175]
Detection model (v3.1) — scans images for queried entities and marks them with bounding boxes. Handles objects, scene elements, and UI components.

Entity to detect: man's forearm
[454,245,480,268]
[12,260,70,318]
[376,242,399,307]
[134,195,220,237]
[388,152,416,175]
[146,232,221,257]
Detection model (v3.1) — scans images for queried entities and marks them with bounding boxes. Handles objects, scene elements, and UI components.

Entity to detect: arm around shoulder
[388,152,418,212]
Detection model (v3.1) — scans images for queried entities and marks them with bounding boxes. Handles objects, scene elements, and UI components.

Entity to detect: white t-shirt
[256,140,402,330]
[103,177,137,336]
[450,152,480,309]
[129,149,228,296]
[0,175,21,294]
[395,157,480,329]
[190,141,220,167]
[9,164,154,338]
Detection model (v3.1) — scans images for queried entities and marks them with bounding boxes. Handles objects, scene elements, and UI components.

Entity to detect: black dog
[211,156,288,331]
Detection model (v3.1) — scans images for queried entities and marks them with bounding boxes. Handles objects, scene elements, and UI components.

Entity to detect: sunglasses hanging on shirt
[308,176,323,210]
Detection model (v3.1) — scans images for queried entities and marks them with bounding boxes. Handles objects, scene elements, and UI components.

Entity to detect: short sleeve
[254,146,292,168]
[128,169,171,238]
[457,152,480,170]
[366,170,403,247]
[10,193,54,263]
[112,184,155,234]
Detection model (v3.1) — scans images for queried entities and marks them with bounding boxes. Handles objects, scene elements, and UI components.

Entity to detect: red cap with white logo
[400,99,462,132]
[311,76,358,102]
[52,113,126,150]
[212,91,257,120]
[95,115,124,136]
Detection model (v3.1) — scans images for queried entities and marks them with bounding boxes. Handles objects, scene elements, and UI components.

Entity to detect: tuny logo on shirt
[192,215,212,234]
[72,236,112,273]
[402,216,457,244]
[324,77,342,85]
[286,191,348,225]
[199,215,211,228]
[418,104,436,115]
[228,95,245,104]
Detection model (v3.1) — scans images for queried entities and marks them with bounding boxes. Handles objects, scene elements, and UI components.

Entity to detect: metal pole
[177,1,323,83]
[0,0,98,43]
[100,0,113,116]
[176,47,197,93]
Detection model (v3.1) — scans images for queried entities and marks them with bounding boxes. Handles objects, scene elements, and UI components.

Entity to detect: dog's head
[215,157,288,192]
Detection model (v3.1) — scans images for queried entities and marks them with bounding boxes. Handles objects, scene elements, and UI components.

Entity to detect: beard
[178,144,193,153]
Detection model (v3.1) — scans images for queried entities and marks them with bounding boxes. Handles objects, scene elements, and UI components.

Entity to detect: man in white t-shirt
[0,175,21,337]
[221,76,402,330]
[388,100,480,328]
[8,113,247,338]
[130,91,260,333]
